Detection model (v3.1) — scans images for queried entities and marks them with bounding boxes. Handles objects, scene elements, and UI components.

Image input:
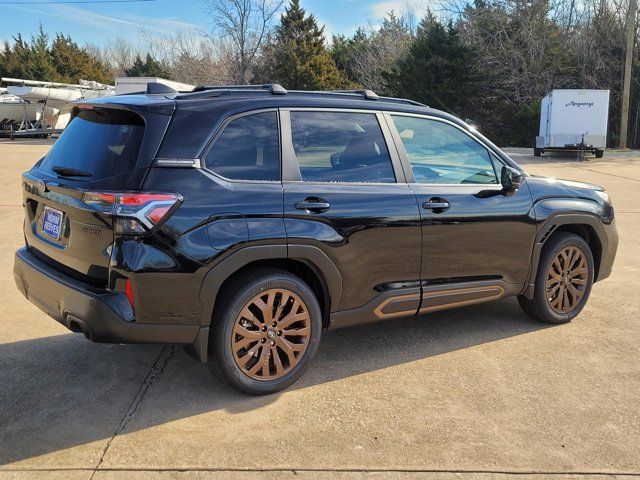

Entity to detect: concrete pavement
[1,140,639,479]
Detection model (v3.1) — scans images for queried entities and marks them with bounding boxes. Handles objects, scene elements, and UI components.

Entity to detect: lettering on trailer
[565,101,595,108]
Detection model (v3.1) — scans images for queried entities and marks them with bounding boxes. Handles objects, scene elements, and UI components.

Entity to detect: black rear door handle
[422,198,450,212]
[295,199,331,213]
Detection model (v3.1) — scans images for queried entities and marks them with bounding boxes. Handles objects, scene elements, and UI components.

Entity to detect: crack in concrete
[575,168,640,183]
[88,345,175,480]
[4,467,640,477]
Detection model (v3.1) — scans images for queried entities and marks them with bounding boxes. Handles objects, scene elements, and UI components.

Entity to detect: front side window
[391,115,498,185]
[204,111,280,181]
[290,111,396,183]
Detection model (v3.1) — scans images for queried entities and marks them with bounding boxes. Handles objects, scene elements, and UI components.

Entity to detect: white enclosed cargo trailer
[535,89,610,158]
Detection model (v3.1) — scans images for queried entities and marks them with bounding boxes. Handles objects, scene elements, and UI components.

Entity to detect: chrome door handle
[422,198,450,212]
[295,200,330,213]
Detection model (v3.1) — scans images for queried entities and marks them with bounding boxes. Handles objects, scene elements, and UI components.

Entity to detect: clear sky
[0,0,431,47]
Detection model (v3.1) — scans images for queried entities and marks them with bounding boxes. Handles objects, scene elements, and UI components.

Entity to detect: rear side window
[203,112,280,181]
[290,111,395,183]
[39,108,144,180]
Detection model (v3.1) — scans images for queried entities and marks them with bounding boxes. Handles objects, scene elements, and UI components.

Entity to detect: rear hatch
[22,102,173,286]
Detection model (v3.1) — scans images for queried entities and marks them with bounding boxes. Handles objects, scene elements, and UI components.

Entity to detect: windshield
[39,108,145,181]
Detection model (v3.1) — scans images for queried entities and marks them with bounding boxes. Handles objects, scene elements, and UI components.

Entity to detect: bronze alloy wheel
[546,245,589,313]
[231,288,311,381]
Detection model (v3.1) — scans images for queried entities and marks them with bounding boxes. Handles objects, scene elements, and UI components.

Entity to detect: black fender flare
[198,244,342,326]
[522,211,609,298]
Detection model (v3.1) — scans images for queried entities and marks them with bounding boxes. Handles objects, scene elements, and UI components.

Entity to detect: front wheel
[208,268,322,395]
[518,232,594,324]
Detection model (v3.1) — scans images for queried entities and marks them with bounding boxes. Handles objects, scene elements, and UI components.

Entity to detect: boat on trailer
[1,78,114,136]
[0,88,59,126]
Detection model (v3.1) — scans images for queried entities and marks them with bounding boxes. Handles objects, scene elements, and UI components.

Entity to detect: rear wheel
[595,149,604,158]
[208,268,322,395]
[518,232,594,324]
[534,148,543,157]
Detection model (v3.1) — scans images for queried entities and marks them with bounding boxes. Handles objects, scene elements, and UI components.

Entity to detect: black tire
[534,148,542,157]
[518,232,594,324]
[595,149,604,158]
[208,267,322,395]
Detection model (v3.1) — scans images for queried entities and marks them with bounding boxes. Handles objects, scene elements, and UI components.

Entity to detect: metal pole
[620,0,637,149]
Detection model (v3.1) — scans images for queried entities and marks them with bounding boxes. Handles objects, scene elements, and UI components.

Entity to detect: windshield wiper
[52,166,93,178]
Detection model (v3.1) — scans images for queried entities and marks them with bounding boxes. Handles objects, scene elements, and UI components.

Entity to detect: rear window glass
[39,109,144,180]
[203,112,280,181]
[291,111,395,183]
[157,103,227,159]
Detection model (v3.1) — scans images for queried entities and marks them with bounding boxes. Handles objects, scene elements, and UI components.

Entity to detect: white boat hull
[0,102,41,124]
[8,86,82,110]
[7,85,113,129]
[2,79,114,130]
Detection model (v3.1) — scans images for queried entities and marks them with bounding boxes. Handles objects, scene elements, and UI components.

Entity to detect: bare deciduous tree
[348,12,416,94]
[203,0,284,83]
[100,37,138,78]
[139,28,236,85]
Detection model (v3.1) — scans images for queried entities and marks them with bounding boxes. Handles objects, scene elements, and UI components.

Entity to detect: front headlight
[595,190,614,223]
[595,190,610,203]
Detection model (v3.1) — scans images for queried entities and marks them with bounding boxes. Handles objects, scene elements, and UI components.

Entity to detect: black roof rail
[175,89,226,100]
[299,90,427,107]
[186,83,287,96]
[173,83,429,108]
[330,89,379,100]
[390,97,428,107]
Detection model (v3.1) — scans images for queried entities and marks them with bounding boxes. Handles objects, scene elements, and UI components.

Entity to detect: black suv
[14,84,618,394]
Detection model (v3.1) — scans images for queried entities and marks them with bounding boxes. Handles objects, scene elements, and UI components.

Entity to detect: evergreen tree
[330,28,368,85]
[25,26,58,81]
[261,0,344,89]
[0,36,29,79]
[124,53,171,78]
[0,26,112,84]
[51,34,112,84]
[331,29,368,74]
[387,14,475,115]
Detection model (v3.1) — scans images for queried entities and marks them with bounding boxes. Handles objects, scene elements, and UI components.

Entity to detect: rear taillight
[82,191,181,235]
[125,278,135,310]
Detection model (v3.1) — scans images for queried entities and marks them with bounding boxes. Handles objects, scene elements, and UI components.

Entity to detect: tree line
[1,0,637,147]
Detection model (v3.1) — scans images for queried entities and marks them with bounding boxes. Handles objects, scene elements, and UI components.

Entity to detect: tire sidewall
[212,272,322,395]
[535,234,595,323]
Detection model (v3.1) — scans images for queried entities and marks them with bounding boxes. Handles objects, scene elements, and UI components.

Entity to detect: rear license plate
[42,206,63,240]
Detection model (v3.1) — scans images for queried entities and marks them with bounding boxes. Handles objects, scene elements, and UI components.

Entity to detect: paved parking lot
[1,140,639,479]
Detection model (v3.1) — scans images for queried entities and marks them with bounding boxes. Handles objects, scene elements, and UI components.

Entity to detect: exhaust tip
[66,314,92,340]
[68,320,84,333]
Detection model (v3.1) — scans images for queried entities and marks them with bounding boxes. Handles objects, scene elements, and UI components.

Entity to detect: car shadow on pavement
[0,298,550,466]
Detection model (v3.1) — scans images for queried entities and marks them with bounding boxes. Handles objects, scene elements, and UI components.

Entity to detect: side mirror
[501,166,523,192]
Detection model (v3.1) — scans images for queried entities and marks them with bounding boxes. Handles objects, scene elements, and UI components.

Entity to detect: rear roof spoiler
[145,82,178,95]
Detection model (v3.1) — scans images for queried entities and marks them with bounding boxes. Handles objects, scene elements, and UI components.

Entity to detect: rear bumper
[13,247,199,344]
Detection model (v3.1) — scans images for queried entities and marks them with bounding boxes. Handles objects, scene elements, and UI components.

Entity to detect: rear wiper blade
[52,166,93,178]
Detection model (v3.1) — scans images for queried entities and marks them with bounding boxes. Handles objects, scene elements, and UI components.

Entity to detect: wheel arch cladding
[198,245,342,329]
[525,212,608,299]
